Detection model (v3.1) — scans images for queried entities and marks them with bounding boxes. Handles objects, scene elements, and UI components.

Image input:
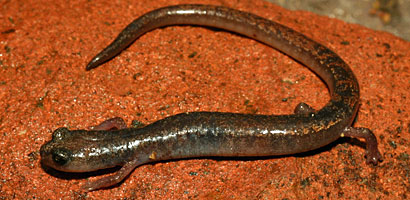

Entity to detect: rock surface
[0,0,409,199]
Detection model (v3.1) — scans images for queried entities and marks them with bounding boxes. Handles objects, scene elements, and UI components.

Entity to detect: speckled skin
[40,4,382,191]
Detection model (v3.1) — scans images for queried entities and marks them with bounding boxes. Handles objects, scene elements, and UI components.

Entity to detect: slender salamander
[40,4,382,191]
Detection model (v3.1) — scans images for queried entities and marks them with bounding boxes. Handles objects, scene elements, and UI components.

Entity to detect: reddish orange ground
[0,0,409,199]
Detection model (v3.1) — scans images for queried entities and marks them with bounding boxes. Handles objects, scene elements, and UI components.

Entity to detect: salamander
[40,4,382,191]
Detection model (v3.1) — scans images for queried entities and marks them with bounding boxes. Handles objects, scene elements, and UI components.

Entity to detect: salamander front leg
[89,117,128,130]
[82,158,143,191]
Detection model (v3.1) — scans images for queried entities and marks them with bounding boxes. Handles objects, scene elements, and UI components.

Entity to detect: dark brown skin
[40,4,382,191]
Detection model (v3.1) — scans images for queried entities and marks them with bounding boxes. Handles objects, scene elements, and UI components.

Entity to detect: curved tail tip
[85,63,96,71]
[85,58,100,71]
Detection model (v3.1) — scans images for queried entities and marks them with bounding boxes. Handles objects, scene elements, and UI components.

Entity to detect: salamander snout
[40,128,77,172]
[40,144,73,172]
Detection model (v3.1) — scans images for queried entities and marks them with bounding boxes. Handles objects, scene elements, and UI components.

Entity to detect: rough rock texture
[0,0,409,199]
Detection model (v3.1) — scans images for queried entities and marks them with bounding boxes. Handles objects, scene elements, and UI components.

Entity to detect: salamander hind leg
[89,117,128,130]
[341,127,383,165]
[294,102,316,114]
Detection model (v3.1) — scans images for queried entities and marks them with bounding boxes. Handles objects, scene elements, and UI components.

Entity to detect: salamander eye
[52,127,69,140]
[51,148,71,166]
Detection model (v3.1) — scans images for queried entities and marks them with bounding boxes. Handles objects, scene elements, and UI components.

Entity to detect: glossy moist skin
[40,4,382,191]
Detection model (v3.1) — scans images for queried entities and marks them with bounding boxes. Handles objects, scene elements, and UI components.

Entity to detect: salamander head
[40,127,117,172]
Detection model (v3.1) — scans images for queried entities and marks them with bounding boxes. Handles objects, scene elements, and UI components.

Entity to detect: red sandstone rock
[0,0,409,199]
